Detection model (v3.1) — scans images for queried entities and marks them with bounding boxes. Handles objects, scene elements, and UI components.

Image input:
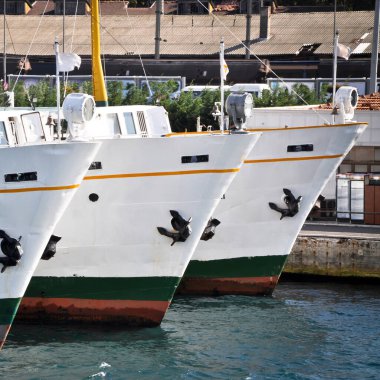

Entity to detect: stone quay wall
[284,236,380,280]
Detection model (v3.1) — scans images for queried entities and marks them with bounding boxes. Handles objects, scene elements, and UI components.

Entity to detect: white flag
[57,53,81,72]
[222,59,229,80]
[337,43,351,60]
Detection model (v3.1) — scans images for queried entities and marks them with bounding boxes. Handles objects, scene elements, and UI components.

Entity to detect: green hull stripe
[0,298,22,325]
[95,100,108,107]
[184,255,288,278]
[25,276,181,302]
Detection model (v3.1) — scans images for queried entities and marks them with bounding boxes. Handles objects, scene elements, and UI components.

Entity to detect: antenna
[55,37,62,139]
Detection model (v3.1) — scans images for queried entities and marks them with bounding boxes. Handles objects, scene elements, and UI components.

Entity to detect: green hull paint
[0,298,21,325]
[25,276,181,301]
[95,100,108,107]
[184,255,288,278]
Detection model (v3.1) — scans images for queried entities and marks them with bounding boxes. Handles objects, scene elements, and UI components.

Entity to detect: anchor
[157,210,192,246]
[0,230,23,273]
[41,235,62,260]
[269,188,302,220]
[200,218,221,241]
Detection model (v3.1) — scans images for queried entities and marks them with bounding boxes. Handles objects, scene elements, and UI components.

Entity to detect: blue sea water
[2,282,380,380]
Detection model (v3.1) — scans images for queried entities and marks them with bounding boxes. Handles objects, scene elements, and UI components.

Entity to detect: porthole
[89,193,99,202]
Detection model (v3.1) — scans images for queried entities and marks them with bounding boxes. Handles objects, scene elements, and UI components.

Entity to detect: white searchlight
[62,93,96,138]
[226,92,253,130]
[333,86,358,122]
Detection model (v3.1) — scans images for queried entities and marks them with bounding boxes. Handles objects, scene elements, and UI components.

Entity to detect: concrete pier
[284,222,380,281]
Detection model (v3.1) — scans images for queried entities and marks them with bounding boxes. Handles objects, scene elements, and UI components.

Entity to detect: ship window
[182,155,209,164]
[287,144,314,153]
[103,113,121,135]
[0,121,8,145]
[21,112,45,142]
[123,112,136,135]
[5,171,37,182]
[89,161,102,170]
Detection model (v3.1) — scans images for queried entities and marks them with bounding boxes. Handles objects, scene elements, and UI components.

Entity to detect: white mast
[332,30,339,111]
[219,38,225,132]
[54,37,61,140]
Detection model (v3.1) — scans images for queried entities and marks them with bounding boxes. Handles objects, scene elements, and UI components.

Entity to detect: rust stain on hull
[18,298,171,327]
[178,276,280,296]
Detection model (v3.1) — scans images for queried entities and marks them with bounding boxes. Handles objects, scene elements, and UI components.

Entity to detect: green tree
[0,87,11,107]
[253,88,273,107]
[82,81,93,96]
[107,81,124,106]
[26,80,56,107]
[124,85,149,105]
[64,81,80,95]
[12,81,33,107]
[273,87,298,106]
[166,90,202,132]
[254,84,321,108]
[199,89,222,129]
[292,83,319,105]
[150,80,179,107]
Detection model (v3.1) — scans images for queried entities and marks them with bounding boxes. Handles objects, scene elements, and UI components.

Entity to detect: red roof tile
[316,92,380,111]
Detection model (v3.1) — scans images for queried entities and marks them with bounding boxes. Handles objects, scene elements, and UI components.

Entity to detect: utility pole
[245,0,252,59]
[333,0,336,46]
[154,0,162,59]
[369,0,380,94]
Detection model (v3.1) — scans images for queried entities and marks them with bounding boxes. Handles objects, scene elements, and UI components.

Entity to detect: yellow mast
[91,0,108,106]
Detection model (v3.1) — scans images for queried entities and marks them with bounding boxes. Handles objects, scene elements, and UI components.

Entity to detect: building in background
[0,2,377,83]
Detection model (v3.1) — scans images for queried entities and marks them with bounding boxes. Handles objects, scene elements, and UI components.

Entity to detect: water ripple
[2,282,380,380]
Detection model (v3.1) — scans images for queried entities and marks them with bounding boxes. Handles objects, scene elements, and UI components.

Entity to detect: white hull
[195,123,366,260]
[181,117,367,295]
[34,134,258,279]
[0,142,100,299]
[0,140,100,347]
